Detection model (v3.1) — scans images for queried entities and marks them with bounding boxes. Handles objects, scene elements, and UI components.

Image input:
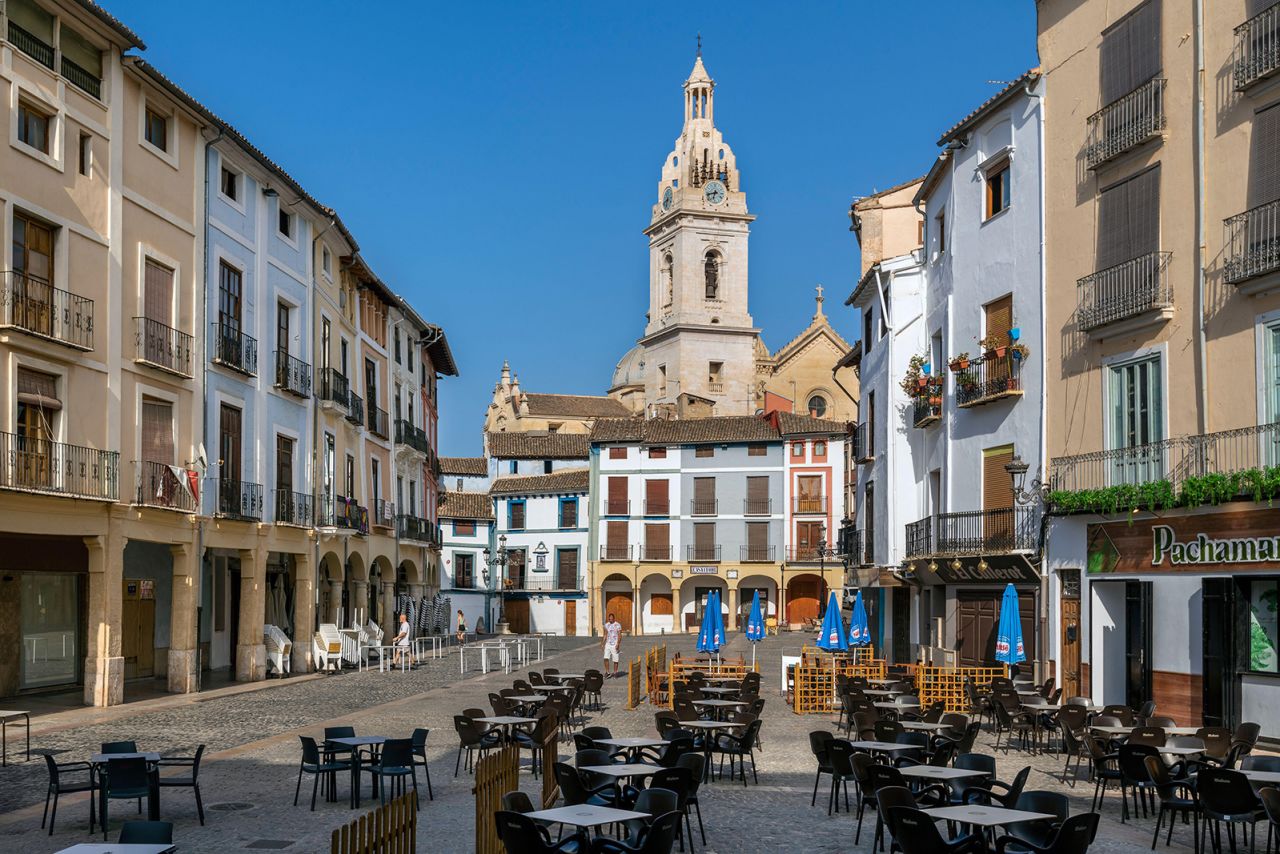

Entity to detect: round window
[807,395,828,417]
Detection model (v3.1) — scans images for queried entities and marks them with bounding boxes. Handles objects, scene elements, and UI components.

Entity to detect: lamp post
[1004,454,1051,505]
[483,534,509,635]
[1004,453,1051,684]
[815,521,838,617]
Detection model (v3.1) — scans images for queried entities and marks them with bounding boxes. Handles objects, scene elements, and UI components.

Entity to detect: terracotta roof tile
[76,1,145,49]
[937,69,1041,146]
[490,468,590,497]
[439,457,487,476]
[776,412,849,436]
[590,416,780,445]
[438,491,493,520]
[522,393,631,418]
[485,432,590,460]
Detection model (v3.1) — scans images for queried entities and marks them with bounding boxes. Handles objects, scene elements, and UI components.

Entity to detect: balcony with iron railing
[1235,3,1280,90]
[600,544,632,561]
[319,495,369,533]
[521,572,582,592]
[60,55,100,98]
[793,495,828,514]
[639,544,673,561]
[744,498,772,515]
[397,513,431,543]
[135,460,196,512]
[368,404,389,439]
[211,322,257,376]
[274,351,311,398]
[1085,77,1166,169]
[863,532,875,567]
[395,419,429,454]
[317,368,351,412]
[215,478,262,521]
[603,499,630,516]
[912,384,943,427]
[839,527,865,566]
[852,422,872,462]
[785,546,834,563]
[273,489,313,526]
[956,352,1024,409]
[346,392,364,426]
[1077,251,1173,335]
[133,317,192,378]
[643,499,671,516]
[1225,200,1280,291]
[686,544,721,562]
[372,498,396,529]
[904,508,1037,557]
[7,19,53,68]
[0,432,117,501]
[1,272,94,350]
[740,544,776,562]
[685,498,714,516]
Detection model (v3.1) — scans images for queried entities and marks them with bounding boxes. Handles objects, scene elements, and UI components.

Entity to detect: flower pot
[959,359,970,370]
[929,397,942,407]
[1012,349,1023,361]
[994,346,1007,358]
[1007,378,1020,391]
[922,363,931,375]
[1009,327,1021,341]
[917,378,928,388]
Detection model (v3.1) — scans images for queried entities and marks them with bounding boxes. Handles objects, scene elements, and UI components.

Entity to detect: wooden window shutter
[1097,179,1130,270]
[609,447,626,459]
[16,368,60,410]
[140,399,173,465]
[984,295,1013,348]
[1253,103,1280,206]
[645,478,669,513]
[1127,166,1160,259]
[608,476,627,501]
[747,521,767,548]
[557,549,577,588]
[695,522,714,548]
[983,446,1015,511]
[747,476,768,502]
[694,477,715,502]
[646,522,669,550]
[607,519,627,546]
[1101,0,1162,105]
[144,259,174,324]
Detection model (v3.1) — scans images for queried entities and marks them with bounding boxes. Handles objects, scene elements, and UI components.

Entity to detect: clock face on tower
[662,187,673,211]
[703,180,726,205]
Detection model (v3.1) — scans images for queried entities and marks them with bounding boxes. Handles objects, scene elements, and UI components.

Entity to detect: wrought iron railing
[397,513,431,542]
[690,498,718,515]
[740,544,776,562]
[1050,421,1280,494]
[912,391,943,427]
[60,56,100,98]
[956,352,1023,408]
[905,517,933,559]
[211,322,257,375]
[793,496,828,514]
[603,499,630,516]
[134,317,192,377]
[863,529,875,566]
[8,20,53,68]
[1085,77,1166,168]
[600,544,632,560]
[319,494,369,533]
[1225,200,1280,285]
[216,478,262,520]
[1077,251,1173,332]
[1,272,94,349]
[522,572,580,592]
[371,497,395,528]
[643,499,670,516]
[852,422,871,460]
[318,368,350,410]
[744,498,772,515]
[368,404,389,439]
[640,544,672,561]
[395,419,429,453]
[0,432,116,500]
[839,527,864,565]
[785,546,832,562]
[274,350,311,397]
[1235,3,1280,90]
[687,544,721,562]
[135,460,196,511]
[904,509,1036,556]
[273,489,313,526]
[346,392,364,426]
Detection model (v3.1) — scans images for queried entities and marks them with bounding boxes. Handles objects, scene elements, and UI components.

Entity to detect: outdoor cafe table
[524,804,650,832]
[91,753,162,821]
[901,721,953,732]
[924,805,1057,827]
[846,741,921,757]
[327,735,386,808]
[508,694,548,703]
[56,845,176,854]
[874,701,919,711]
[898,765,989,784]
[692,699,747,720]
[594,737,668,761]
[474,716,538,739]
[678,720,735,780]
[862,689,898,697]
[1242,769,1280,786]
[865,677,895,686]
[0,710,31,766]
[1158,746,1206,757]
[1091,725,1202,737]
[540,684,576,693]
[553,673,586,681]
[699,686,739,696]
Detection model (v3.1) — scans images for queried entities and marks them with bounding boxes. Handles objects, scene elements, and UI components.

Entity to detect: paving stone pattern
[0,633,1203,852]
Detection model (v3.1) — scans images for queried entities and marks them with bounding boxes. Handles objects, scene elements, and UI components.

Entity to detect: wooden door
[957,593,999,667]
[505,599,530,635]
[787,577,821,625]
[797,475,823,513]
[557,548,578,590]
[564,600,577,636]
[1126,581,1153,709]
[982,447,1014,549]
[605,590,633,633]
[122,580,155,679]
[13,214,54,336]
[892,587,911,664]
[1060,597,1082,698]
[796,520,823,560]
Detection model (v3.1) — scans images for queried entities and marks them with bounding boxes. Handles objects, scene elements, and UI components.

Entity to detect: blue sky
[119,1,1038,456]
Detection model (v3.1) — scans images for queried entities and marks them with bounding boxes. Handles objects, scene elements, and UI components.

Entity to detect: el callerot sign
[1087,508,1280,574]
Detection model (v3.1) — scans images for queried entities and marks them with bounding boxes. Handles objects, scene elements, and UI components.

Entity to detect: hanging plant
[948,352,971,371]
[900,353,931,396]
[1009,342,1030,360]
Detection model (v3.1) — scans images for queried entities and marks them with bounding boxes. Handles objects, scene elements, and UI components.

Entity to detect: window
[508,500,526,530]
[649,446,667,459]
[792,443,805,458]
[78,133,92,176]
[748,444,768,457]
[322,245,332,277]
[17,100,50,154]
[278,207,294,239]
[708,361,723,390]
[221,166,238,201]
[454,519,476,536]
[695,446,714,458]
[693,477,715,515]
[218,404,242,484]
[658,364,667,397]
[323,433,335,498]
[277,302,290,356]
[693,522,716,560]
[365,358,377,406]
[936,207,946,253]
[276,435,294,494]
[985,161,1011,219]
[559,498,578,528]
[984,294,1014,350]
[217,261,242,331]
[746,521,769,560]
[1108,355,1163,484]
[16,369,58,489]
[455,553,474,589]
[746,476,769,515]
[807,395,828,418]
[1100,0,1162,105]
[140,398,174,466]
[144,258,174,326]
[509,460,518,474]
[662,253,674,307]
[704,251,721,299]
[544,460,553,474]
[862,305,875,353]
[645,478,670,515]
[407,343,414,373]
[394,328,402,364]
[557,548,578,589]
[1098,166,1160,269]
[609,447,627,460]
[370,458,380,504]
[863,481,875,563]
[814,440,827,457]
[916,219,924,246]
[144,106,168,152]
[644,523,670,560]
[345,454,355,498]
[321,318,331,371]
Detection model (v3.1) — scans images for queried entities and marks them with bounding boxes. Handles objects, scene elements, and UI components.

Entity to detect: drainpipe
[1194,0,1208,435]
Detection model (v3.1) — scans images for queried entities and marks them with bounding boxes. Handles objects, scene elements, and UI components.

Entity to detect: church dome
[610,345,645,391]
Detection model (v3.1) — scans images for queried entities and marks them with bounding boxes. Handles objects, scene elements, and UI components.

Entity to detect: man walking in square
[602,612,623,678]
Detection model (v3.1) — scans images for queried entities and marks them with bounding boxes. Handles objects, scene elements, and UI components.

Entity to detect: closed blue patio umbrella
[744,590,765,666]
[815,591,848,701]
[994,583,1027,670]
[849,590,871,648]
[697,589,722,656]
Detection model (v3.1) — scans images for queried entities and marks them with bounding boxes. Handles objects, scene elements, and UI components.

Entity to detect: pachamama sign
[1087,508,1280,574]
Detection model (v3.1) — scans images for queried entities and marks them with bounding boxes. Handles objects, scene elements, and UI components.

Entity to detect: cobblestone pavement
[1,633,1208,852]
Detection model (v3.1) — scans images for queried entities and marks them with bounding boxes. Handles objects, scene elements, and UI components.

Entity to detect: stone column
[236,548,267,682]
[670,587,681,635]
[292,551,314,673]
[167,543,199,694]
[83,533,124,707]
[727,586,739,631]
[350,580,368,626]
[326,578,342,624]
[382,581,398,637]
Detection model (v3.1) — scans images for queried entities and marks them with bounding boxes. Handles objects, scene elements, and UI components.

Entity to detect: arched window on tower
[807,395,828,418]
[662,253,674,308]
[704,251,720,300]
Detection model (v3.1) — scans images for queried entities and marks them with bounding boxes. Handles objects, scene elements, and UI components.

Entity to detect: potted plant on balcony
[948,352,971,371]
[1009,342,1030,360]
[901,354,930,396]
[980,334,1007,359]
[957,371,980,394]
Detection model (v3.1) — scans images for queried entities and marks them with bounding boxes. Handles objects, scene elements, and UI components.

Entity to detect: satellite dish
[196,443,208,471]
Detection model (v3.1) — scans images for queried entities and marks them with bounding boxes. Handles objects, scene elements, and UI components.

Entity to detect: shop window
[1248,578,1280,673]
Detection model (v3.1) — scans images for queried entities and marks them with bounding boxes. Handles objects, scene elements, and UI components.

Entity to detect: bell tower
[639,49,758,416]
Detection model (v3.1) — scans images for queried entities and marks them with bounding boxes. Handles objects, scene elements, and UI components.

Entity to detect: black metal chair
[363,738,418,807]
[156,743,205,824]
[1003,791,1069,851]
[710,719,760,785]
[888,805,986,854]
[950,753,996,804]
[995,812,1099,854]
[589,810,681,854]
[98,756,152,840]
[870,764,947,851]
[409,728,434,800]
[875,719,905,743]
[454,714,502,776]
[808,731,835,808]
[676,752,707,846]
[42,753,96,835]
[101,740,138,754]
[1144,754,1198,851]
[295,736,347,811]
[613,788,678,850]
[494,810,584,854]
[1197,767,1265,854]
[646,766,694,851]
[583,671,605,711]
[119,820,173,843]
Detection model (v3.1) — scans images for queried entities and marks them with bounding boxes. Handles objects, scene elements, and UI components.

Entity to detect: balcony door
[797,475,822,513]
[557,548,577,590]
[141,398,175,506]
[1108,356,1163,485]
[219,403,241,496]
[276,435,294,520]
[982,446,1014,551]
[507,549,526,590]
[795,520,823,560]
[15,368,58,489]
[143,259,175,368]
[13,214,54,336]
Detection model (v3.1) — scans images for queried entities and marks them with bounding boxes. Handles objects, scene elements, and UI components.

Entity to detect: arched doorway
[678,575,727,635]
[601,573,634,633]
[786,573,827,626]
[319,551,344,625]
[736,575,778,628]
[639,574,674,635]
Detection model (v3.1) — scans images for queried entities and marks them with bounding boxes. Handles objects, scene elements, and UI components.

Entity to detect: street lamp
[1004,454,1051,506]
[483,534,509,634]
[814,522,839,616]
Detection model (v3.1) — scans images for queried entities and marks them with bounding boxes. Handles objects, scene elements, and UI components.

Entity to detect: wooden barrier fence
[644,643,668,702]
[626,655,645,709]
[666,657,751,708]
[789,649,888,714]
[472,745,519,854]
[540,723,559,808]
[330,790,417,854]
[916,665,1008,712]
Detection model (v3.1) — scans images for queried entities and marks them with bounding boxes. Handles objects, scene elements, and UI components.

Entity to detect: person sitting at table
[392,613,411,667]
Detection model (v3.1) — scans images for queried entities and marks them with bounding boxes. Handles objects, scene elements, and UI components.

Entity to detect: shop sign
[1087,508,1280,574]
[690,566,718,575]
[930,560,1038,584]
